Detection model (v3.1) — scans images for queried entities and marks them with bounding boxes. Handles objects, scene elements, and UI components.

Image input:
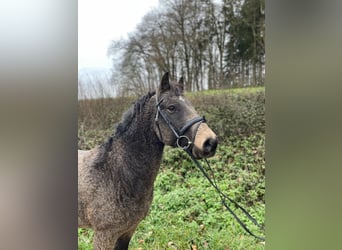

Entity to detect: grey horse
[78,72,218,249]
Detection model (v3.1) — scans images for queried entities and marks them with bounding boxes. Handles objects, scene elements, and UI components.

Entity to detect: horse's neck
[116,131,164,169]
[116,108,163,162]
[108,114,164,194]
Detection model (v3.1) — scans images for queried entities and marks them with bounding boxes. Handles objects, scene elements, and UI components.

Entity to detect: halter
[154,94,206,149]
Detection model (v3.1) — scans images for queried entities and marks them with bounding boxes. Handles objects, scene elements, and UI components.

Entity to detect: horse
[78,72,218,249]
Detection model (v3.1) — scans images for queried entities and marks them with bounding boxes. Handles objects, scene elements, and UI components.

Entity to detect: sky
[78,0,159,71]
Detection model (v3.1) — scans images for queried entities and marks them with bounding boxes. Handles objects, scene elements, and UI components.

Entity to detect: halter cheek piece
[155,96,206,149]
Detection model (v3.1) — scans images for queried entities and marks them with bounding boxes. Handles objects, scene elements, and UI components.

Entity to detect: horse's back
[78,149,90,162]
[78,148,100,228]
[78,147,102,189]
[78,149,88,156]
[78,148,100,169]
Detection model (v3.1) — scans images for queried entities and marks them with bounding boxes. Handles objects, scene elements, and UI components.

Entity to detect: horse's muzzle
[192,123,218,159]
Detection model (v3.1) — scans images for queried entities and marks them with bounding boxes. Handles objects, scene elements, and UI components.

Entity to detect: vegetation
[78,87,265,249]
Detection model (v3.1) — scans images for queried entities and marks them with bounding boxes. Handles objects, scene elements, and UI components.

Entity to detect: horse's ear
[160,72,170,93]
[178,77,184,93]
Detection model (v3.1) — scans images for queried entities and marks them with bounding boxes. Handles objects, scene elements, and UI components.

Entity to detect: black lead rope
[183,147,265,242]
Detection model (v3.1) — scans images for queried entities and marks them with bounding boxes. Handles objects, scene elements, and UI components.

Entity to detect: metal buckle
[176,135,192,149]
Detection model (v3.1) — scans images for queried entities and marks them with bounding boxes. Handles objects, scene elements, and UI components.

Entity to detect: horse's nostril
[203,137,218,154]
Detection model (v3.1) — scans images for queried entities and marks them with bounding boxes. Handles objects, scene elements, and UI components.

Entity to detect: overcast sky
[78,0,159,71]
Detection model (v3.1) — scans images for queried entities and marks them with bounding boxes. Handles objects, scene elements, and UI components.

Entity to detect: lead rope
[183,147,265,242]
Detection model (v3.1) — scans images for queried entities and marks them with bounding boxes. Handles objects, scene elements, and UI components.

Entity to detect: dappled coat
[78,72,217,250]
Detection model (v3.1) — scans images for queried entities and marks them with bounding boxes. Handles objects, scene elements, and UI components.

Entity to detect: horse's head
[154,72,218,159]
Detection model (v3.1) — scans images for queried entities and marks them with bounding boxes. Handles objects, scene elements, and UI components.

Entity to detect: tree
[224,0,265,87]
[107,0,265,96]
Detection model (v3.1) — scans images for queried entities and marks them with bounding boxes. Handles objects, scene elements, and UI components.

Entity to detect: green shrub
[78,127,112,150]
[78,96,135,131]
[189,90,265,140]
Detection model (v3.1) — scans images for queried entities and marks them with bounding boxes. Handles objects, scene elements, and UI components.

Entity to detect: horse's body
[78,73,217,249]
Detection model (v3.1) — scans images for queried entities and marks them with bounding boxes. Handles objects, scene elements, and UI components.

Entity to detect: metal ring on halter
[176,135,192,149]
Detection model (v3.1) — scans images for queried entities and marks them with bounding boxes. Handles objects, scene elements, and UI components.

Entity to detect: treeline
[108,0,265,96]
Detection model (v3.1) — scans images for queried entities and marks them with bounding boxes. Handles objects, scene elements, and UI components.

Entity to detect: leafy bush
[78,96,135,131]
[189,89,265,140]
[78,127,113,150]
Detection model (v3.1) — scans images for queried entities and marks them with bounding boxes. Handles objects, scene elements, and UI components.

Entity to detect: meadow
[78,87,265,249]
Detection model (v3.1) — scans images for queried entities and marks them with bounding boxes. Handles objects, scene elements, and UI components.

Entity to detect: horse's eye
[167,105,176,112]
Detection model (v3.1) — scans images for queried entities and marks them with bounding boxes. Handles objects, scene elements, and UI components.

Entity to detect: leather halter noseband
[154,94,206,149]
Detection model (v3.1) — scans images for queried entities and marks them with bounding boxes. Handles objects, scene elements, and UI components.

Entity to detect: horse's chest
[112,194,153,229]
[87,191,153,230]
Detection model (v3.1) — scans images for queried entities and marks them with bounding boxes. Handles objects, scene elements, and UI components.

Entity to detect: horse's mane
[94,91,156,164]
[114,91,156,138]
